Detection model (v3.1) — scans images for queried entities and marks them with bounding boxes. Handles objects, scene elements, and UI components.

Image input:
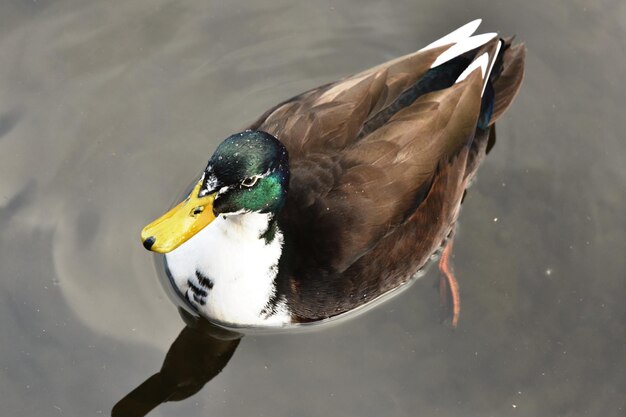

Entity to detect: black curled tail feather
[469,38,524,179]
[485,38,526,126]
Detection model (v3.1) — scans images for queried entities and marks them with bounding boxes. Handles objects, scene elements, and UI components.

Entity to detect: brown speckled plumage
[246,34,525,322]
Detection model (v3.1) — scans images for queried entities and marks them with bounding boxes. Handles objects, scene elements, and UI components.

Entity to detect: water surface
[1,0,625,416]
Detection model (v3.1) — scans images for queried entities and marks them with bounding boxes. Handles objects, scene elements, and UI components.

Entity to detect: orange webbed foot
[438,240,460,328]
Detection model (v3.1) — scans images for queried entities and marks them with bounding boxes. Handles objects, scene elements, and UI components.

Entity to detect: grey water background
[1,0,624,416]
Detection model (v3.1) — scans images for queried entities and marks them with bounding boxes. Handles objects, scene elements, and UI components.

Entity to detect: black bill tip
[143,236,156,251]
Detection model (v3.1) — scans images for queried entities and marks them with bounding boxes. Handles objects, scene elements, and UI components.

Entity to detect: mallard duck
[140,20,525,328]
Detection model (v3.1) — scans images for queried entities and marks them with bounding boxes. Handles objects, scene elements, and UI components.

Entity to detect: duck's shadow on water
[112,309,242,417]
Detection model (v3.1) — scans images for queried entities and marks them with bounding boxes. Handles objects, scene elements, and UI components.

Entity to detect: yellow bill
[141,179,216,253]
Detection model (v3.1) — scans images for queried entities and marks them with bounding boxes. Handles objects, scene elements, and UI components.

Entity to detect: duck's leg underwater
[438,239,460,328]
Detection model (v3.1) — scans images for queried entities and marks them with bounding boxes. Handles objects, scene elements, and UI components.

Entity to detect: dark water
[1,1,625,416]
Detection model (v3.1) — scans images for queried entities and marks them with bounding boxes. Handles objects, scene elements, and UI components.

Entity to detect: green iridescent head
[140,130,289,253]
[202,130,290,216]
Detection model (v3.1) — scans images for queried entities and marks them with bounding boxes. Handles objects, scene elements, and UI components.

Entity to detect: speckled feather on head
[204,131,289,215]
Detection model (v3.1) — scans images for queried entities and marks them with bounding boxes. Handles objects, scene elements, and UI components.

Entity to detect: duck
[140,19,525,329]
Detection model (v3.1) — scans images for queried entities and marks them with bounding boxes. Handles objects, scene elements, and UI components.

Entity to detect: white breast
[164,212,291,327]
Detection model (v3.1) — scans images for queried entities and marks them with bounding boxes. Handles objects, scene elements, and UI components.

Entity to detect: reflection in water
[112,310,242,417]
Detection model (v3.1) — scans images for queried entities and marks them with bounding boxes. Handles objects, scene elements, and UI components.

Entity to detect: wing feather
[252,22,519,273]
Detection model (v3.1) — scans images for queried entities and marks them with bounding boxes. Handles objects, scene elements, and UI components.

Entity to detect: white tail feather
[423,20,502,98]
[430,32,497,68]
[481,40,502,95]
[455,39,503,97]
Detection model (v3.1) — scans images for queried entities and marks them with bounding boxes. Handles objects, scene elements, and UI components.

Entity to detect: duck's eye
[190,206,204,217]
[241,176,259,188]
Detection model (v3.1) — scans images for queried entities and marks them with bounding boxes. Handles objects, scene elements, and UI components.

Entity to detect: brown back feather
[491,41,526,124]
[256,35,526,320]
[252,37,523,295]
[257,59,486,273]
